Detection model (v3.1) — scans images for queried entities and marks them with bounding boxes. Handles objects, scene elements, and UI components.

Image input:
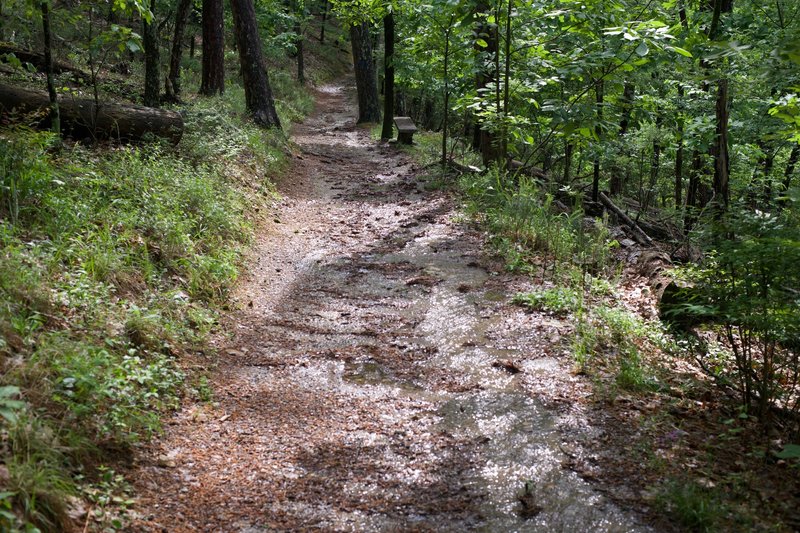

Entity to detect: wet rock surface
[132,85,654,532]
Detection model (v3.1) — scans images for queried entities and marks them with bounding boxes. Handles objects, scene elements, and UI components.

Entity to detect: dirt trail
[132,84,653,532]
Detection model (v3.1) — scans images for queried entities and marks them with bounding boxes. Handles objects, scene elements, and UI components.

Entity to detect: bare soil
[130,84,654,532]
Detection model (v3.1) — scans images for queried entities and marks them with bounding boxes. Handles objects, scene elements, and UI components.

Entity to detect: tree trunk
[142,0,160,107]
[167,0,192,98]
[230,0,281,128]
[319,0,328,43]
[712,77,730,215]
[675,85,685,208]
[200,0,224,95]
[350,22,381,123]
[779,144,799,208]
[441,22,453,168]
[475,1,499,166]
[380,12,395,140]
[610,80,635,196]
[40,0,59,134]
[295,20,305,85]
[592,75,604,203]
[0,82,183,143]
[709,0,733,217]
[563,142,573,184]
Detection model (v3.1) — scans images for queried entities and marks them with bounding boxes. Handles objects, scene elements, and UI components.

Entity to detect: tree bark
[200,0,224,95]
[563,141,573,184]
[230,0,281,128]
[709,0,733,217]
[380,12,395,140]
[40,0,59,134]
[598,192,653,246]
[675,85,685,208]
[319,0,328,43]
[0,83,183,143]
[295,20,305,85]
[350,22,381,123]
[610,80,635,196]
[779,144,799,208]
[142,0,160,107]
[167,0,192,98]
[592,75,604,203]
[475,1,499,166]
[712,78,730,215]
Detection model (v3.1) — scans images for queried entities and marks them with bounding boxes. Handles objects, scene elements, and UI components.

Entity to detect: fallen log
[0,44,88,79]
[445,158,482,175]
[508,159,548,180]
[598,192,653,247]
[0,83,183,144]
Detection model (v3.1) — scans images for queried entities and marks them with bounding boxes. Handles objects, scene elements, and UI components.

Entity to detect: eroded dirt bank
[132,84,654,532]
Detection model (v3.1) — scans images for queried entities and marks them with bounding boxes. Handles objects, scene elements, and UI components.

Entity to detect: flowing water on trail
[133,85,653,532]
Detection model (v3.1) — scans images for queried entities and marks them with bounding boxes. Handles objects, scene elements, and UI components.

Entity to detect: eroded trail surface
[134,85,652,532]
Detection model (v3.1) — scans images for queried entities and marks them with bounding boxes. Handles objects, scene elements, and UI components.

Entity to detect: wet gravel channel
[132,84,654,533]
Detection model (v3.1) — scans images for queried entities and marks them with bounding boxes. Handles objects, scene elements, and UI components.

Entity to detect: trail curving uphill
[132,84,653,532]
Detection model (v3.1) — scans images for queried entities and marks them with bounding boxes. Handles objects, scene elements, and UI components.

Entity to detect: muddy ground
[131,84,657,532]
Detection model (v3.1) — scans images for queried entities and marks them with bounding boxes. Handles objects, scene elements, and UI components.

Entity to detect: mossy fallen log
[0,83,183,144]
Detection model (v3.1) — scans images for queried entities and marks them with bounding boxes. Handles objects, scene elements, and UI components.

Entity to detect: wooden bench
[393,116,417,144]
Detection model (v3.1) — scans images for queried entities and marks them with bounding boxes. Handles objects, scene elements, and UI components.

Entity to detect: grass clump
[656,479,727,532]
[571,305,663,392]
[512,287,582,316]
[458,169,616,282]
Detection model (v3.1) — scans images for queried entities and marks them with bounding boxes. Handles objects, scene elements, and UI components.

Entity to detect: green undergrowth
[458,169,617,283]
[0,73,309,531]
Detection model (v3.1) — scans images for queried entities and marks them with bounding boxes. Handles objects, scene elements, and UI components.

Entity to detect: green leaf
[670,46,693,58]
[476,38,488,48]
[635,41,649,57]
[0,408,19,424]
[0,385,20,397]
[776,444,800,459]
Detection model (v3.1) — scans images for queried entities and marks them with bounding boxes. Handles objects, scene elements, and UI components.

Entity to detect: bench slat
[393,116,417,133]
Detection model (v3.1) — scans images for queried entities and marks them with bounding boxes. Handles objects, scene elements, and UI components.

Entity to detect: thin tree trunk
[200,0,224,95]
[610,80,635,196]
[779,144,799,208]
[475,1,499,166]
[167,0,192,98]
[40,0,59,134]
[319,0,328,43]
[441,21,454,169]
[592,75,604,203]
[499,0,512,168]
[563,142,573,184]
[230,0,281,128]
[350,22,381,123]
[675,85,685,207]
[381,12,395,140]
[295,19,305,85]
[712,78,730,214]
[142,0,160,107]
[709,0,733,216]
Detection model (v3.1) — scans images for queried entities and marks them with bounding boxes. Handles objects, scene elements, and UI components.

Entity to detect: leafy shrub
[675,209,800,425]
[0,130,58,225]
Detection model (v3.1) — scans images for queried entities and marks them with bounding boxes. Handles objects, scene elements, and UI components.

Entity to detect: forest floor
[128,83,659,532]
